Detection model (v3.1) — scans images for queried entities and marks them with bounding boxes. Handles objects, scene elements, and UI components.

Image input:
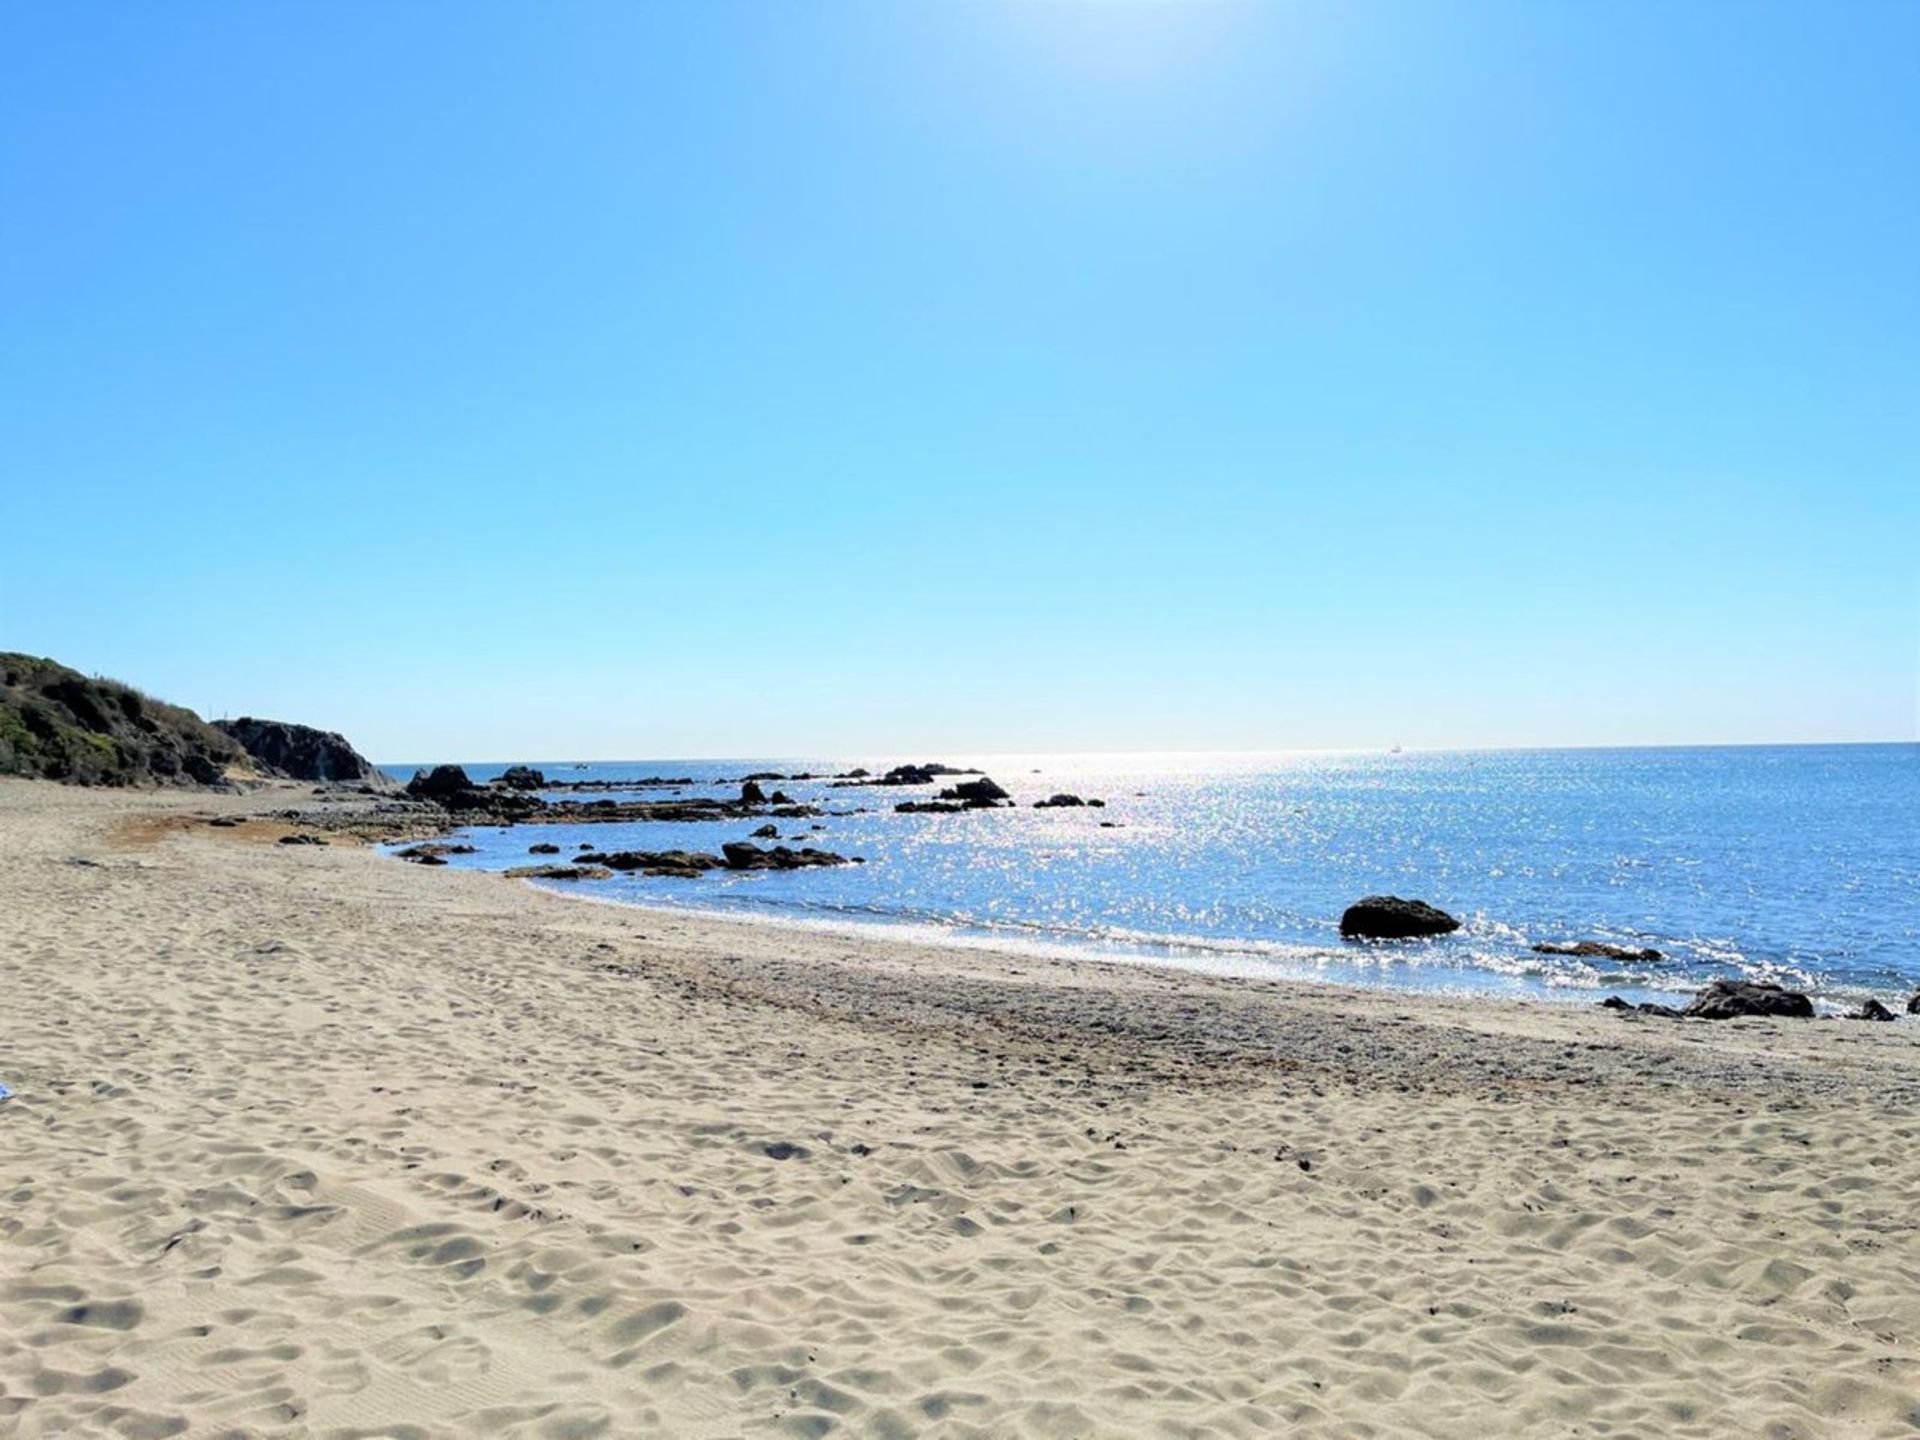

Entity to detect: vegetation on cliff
[0,653,250,786]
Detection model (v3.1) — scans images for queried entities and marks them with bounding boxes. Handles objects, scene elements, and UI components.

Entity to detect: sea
[377,745,1918,1011]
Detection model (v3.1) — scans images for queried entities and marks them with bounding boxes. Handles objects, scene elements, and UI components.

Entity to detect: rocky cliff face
[215,716,381,784]
[0,653,250,786]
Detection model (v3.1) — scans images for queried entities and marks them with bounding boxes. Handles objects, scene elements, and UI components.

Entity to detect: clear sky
[3,2,1915,761]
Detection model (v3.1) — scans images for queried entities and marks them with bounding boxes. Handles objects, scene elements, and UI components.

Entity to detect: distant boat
[1390,744,1403,754]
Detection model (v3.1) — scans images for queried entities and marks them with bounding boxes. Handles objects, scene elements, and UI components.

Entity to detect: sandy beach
[3,778,1918,1439]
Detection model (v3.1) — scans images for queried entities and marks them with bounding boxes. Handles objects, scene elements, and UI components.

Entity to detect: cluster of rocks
[566,842,860,879]
[837,762,978,788]
[1033,793,1107,809]
[896,777,1012,815]
[399,764,826,827]
[504,863,613,881]
[1343,894,1911,1022]
[1605,982,1909,1023]
[395,842,477,866]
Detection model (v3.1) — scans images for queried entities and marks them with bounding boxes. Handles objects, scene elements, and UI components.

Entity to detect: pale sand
[3,780,1918,1439]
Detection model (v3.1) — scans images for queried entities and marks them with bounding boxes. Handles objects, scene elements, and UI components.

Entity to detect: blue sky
[3,2,1915,760]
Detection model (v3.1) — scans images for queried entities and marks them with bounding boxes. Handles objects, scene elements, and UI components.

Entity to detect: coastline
[4,776,1919,1436]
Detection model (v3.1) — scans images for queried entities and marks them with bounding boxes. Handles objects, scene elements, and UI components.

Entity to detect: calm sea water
[380,746,1918,1009]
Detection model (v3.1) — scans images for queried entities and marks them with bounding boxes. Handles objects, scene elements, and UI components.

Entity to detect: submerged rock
[504,864,612,881]
[1034,793,1086,808]
[1339,896,1461,940]
[1533,940,1665,962]
[527,842,561,855]
[1681,979,1814,1020]
[750,823,779,839]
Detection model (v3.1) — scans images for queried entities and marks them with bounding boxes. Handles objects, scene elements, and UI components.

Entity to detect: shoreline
[4,776,1919,1436]
[497,876,1716,1013]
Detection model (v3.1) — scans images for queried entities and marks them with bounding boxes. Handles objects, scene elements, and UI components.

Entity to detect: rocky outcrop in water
[1034,793,1086,808]
[1533,940,1665,963]
[504,864,612,881]
[1681,980,1814,1020]
[407,765,475,800]
[721,842,859,871]
[396,843,476,862]
[939,777,1009,807]
[836,762,977,788]
[575,849,725,877]
[404,765,543,817]
[496,766,547,790]
[1847,999,1896,1022]
[1340,896,1461,940]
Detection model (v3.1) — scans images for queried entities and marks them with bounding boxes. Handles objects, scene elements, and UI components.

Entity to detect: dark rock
[277,833,328,846]
[841,762,976,787]
[504,864,612,881]
[396,843,476,859]
[1034,793,1086,808]
[216,716,379,783]
[720,842,856,871]
[496,765,547,790]
[576,850,725,876]
[750,824,779,839]
[895,800,966,814]
[743,771,784,782]
[528,842,561,855]
[1909,990,1920,1016]
[740,780,767,804]
[1534,940,1665,962]
[407,765,475,800]
[769,790,794,805]
[763,1141,808,1161]
[1339,896,1461,940]
[1847,999,1896,1022]
[411,853,448,866]
[1600,996,1683,1018]
[206,817,241,828]
[939,777,1009,807]
[1681,979,1814,1021]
